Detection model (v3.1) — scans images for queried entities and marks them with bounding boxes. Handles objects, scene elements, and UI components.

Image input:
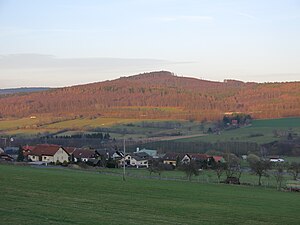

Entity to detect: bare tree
[148,160,164,179]
[249,159,271,186]
[224,153,242,180]
[213,162,226,183]
[273,163,285,191]
[179,160,199,181]
[288,162,300,180]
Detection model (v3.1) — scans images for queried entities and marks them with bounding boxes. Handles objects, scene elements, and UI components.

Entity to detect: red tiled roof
[22,145,35,157]
[22,145,35,151]
[212,156,224,162]
[30,144,65,157]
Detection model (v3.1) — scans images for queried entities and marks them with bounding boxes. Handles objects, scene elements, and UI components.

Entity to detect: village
[2,143,298,189]
[0,144,226,169]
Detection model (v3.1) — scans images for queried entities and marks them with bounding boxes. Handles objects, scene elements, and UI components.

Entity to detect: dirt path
[136,133,208,142]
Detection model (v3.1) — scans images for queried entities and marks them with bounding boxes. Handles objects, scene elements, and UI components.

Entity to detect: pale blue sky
[0,0,300,88]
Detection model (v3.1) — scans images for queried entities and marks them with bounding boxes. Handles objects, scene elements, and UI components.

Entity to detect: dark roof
[64,147,76,154]
[0,153,14,161]
[4,147,19,155]
[73,148,95,159]
[95,149,116,156]
[134,152,151,159]
[163,153,185,161]
[188,153,209,160]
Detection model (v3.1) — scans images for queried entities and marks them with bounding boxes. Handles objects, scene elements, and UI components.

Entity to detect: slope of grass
[252,117,300,128]
[1,164,300,225]
[177,118,300,144]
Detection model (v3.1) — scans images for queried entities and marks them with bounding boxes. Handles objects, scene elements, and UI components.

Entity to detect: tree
[17,147,24,162]
[213,162,226,183]
[288,162,300,180]
[179,161,199,181]
[224,153,242,180]
[247,154,260,164]
[273,163,285,191]
[148,160,164,178]
[249,159,271,186]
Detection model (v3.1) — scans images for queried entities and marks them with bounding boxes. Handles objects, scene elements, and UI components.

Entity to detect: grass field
[177,117,300,144]
[100,167,295,188]
[1,164,300,225]
[1,117,300,144]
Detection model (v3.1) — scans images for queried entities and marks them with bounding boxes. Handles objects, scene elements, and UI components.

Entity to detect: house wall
[28,155,40,162]
[136,160,148,168]
[42,155,54,162]
[53,148,69,163]
[163,160,177,166]
[181,155,191,164]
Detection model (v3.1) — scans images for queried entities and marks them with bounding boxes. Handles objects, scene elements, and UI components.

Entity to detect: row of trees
[148,153,300,190]
[55,132,111,140]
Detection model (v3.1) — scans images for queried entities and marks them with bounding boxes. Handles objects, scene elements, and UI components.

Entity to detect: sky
[0,0,300,88]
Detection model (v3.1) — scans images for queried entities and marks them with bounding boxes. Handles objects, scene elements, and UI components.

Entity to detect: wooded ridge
[0,71,299,121]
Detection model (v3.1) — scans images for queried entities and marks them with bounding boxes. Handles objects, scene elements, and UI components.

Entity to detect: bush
[62,160,68,167]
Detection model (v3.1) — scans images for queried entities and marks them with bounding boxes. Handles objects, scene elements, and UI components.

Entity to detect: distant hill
[0,87,50,95]
[0,71,299,121]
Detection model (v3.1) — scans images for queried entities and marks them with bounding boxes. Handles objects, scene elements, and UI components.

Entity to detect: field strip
[140,133,208,142]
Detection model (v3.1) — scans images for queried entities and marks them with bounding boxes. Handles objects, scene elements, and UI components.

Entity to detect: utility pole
[123,138,126,181]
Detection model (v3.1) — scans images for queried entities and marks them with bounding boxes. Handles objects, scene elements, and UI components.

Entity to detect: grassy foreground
[0,165,300,225]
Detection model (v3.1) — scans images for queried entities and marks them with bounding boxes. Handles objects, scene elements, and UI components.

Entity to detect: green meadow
[177,117,300,144]
[1,164,300,225]
[1,117,300,144]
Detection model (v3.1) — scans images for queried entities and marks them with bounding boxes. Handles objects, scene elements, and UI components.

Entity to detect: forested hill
[0,87,50,95]
[0,71,299,121]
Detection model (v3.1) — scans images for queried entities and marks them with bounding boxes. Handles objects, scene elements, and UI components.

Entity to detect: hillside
[0,71,299,121]
[0,87,50,95]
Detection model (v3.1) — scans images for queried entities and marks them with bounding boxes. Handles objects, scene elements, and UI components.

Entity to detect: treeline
[134,138,300,157]
[130,141,260,156]
[0,71,300,121]
[55,132,111,140]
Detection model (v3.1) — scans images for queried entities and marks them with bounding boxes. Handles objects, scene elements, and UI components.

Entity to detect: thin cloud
[153,15,214,22]
[237,12,257,20]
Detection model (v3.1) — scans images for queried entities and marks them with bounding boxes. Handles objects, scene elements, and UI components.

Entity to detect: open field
[100,167,295,188]
[1,164,300,225]
[1,117,300,145]
[176,117,300,144]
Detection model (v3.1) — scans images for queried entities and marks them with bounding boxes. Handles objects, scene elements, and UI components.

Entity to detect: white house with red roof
[28,144,69,163]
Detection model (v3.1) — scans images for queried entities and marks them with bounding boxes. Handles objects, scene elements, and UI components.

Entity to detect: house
[119,153,149,168]
[4,147,19,160]
[28,144,69,163]
[0,152,14,161]
[163,153,185,166]
[95,148,116,160]
[181,153,210,168]
[135,148,158,158]
[187,153,209,162]
[112,151,124,160]
[65,147,95,162]
[210,156,225,163]
[22,145,35,160]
